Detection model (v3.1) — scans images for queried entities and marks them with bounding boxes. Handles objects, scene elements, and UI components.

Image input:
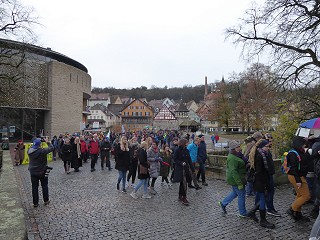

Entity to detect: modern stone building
[0,38,91,140]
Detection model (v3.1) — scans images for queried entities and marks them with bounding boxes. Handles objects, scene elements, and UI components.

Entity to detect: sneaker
[267,209,281,217]
[142,193,152,199]
[168,183,173,187]
[202,182,208,186]
[195,185,202,190]
[90,169,95,172]
[33,204,39,208]
[44,200,50,206]
[149,187,157,195]
[126,182,130,188]
[238,214,248,218]
[218,201,227,214]
[122,189,127,193]
[130,184,136,188]
[117,183,120,190]
[188,184,195,188]
[130,191,138,199]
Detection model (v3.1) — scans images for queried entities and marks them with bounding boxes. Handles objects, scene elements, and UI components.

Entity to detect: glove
[238,185,243,190]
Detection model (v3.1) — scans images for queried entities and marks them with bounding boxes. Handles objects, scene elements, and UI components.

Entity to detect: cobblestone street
[16,157,315,240]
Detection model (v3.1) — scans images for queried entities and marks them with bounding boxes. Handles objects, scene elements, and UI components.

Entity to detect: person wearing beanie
[286,136,311,222]
[27,137,53,208]
[247,139,275,229]
[218,140,248,218]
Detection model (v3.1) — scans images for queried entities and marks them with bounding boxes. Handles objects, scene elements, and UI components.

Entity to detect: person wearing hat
[218,140,248,217]
[27,137,53,208]
[196,134,208,186]
[247,139,275,229]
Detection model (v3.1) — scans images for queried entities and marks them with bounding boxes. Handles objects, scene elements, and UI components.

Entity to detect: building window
[145,112,150,116]
[101,116,103,119]
[132,112,137,116]
[138,112,142,116]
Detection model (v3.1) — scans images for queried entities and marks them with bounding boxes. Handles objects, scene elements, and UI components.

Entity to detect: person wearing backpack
[286,136,311,222]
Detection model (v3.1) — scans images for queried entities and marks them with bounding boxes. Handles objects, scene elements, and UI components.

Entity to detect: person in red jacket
[80,136,88,163]
[88,134,100,172]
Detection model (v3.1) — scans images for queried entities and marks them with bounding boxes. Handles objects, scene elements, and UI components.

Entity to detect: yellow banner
[22,142,53,165]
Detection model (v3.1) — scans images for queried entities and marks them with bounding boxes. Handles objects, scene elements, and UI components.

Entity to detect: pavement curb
[0,149,28,240]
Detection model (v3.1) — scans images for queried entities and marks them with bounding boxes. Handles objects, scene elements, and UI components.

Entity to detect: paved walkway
[15,156,315,240]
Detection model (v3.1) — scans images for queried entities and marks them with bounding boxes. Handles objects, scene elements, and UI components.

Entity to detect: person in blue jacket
[187,137,201,190]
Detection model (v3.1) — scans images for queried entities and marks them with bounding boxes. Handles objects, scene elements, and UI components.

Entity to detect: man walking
[197,134,208,186]
[27,137,53,208]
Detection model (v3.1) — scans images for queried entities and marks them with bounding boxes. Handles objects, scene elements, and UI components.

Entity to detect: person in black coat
[173,138,195,206]
[61,138,72,174]
[130,141,151,199]
[247,139,275,229]
[100,137,112,170]
[71,137,82,172]
[127,137,139,187]
[115,136,130,193]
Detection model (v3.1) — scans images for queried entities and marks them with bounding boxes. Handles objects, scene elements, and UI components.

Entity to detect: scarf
[77,142,81,158]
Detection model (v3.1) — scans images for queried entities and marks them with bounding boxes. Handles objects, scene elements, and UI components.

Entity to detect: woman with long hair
[130,141,151,199]
[71,137,82,172]
[115,136,130,193]
[160,144,172,188]
[247,139,275,229]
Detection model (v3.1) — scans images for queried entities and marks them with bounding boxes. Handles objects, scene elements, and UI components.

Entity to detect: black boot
[259,210,275,229]
[286,207,298,220]
[295,211,310,222]
[247,204,259,222]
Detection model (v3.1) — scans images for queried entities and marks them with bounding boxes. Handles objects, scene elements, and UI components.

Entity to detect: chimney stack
[204,76,208,96]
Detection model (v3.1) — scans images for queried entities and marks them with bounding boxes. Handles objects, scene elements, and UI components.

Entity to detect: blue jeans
[196,161,206,182]
[134,179,149,194]
[245,182,254,195]
[31,173,49,205]
[307,176,315,201]
[221,185,247,216]
[255,192,267,210]
[266,175,275,211]
[117,170,127,190]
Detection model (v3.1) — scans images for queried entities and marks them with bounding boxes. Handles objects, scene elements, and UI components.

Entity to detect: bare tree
[0,0,38,42]
[226,0,320,89]
[0,0,39,106]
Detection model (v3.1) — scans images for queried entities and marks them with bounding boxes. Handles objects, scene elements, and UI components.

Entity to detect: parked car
[1,137,9,150]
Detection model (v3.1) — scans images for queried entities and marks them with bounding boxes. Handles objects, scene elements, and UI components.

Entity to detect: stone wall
[44,61,91,137]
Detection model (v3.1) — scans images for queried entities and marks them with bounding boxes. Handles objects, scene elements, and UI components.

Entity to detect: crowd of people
[24,129,320,238]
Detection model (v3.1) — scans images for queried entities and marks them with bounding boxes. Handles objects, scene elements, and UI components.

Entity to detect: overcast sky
[23,0,259,89]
